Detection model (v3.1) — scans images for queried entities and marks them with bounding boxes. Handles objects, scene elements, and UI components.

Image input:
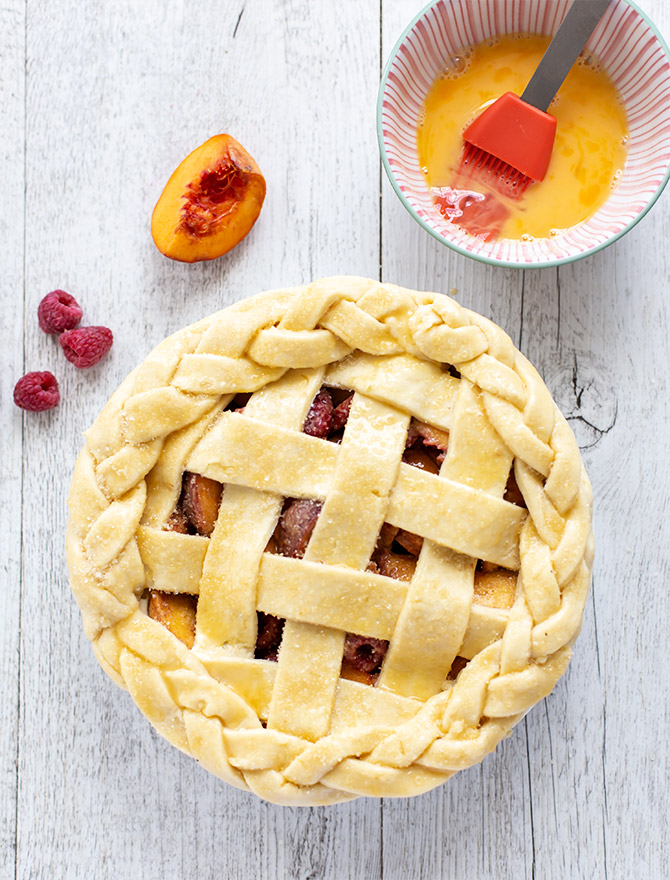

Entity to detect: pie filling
[148,385,526,683]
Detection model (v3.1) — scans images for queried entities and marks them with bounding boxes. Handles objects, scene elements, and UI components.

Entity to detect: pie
[66,276,593,805]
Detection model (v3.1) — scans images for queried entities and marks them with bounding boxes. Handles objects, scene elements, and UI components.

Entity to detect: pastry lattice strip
[266,391,409,739]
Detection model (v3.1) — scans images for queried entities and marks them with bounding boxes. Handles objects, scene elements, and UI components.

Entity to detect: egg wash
[417,34,629,241]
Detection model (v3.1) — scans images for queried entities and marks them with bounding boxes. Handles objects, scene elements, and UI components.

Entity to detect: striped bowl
[378,0,670,268]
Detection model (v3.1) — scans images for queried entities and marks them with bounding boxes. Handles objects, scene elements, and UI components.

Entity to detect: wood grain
[3,0,670,877]
[0,1,25,877]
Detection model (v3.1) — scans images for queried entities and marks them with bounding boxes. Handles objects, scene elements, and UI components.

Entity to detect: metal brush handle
[521,0,611,112]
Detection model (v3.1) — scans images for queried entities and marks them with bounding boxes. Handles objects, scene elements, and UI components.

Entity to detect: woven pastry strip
[269,392,409,740]
[67,277,593,805]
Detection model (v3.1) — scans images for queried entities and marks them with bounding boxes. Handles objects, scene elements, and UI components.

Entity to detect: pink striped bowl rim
[378,0,670,268]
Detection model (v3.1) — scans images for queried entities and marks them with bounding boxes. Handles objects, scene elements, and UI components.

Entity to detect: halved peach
[151,134,266,263]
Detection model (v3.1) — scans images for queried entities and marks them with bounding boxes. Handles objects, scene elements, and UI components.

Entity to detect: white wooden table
[3,1,669,877]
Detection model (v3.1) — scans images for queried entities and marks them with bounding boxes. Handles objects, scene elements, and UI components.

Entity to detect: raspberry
[13,371,60,412]
[303,388,333,437]
[59,326,113,368]
[37,290,83,334]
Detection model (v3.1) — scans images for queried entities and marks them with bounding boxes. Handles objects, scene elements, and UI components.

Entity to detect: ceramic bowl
[378,0,670,268]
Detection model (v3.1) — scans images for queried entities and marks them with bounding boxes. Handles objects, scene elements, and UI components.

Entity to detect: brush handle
[521,0,611,112]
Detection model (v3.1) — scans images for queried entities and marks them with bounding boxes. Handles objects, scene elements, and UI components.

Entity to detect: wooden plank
[519,261,610,880]
[521,8,670,870]
[264,801,382,880]
[380,3,535,879]
[16,0,381,878]
[537,206,670,876]
[0,1,25,877]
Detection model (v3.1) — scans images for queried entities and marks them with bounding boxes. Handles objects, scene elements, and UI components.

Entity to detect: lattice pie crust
[66,277,593,805]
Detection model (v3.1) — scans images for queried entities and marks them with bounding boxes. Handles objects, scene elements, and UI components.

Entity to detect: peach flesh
[151,134,266,263]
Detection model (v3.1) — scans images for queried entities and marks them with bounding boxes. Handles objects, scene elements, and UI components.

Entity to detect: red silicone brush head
[463,91,557,181]
[459,141,532,200]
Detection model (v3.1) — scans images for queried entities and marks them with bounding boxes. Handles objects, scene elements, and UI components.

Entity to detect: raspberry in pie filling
[341,634,389,685]
[403,417,449,473]
[302,388,334,438]
[254,612,285,661]
[302,385,353,442]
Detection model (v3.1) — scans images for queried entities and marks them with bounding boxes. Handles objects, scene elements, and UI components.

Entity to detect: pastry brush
[460,0,612,197]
